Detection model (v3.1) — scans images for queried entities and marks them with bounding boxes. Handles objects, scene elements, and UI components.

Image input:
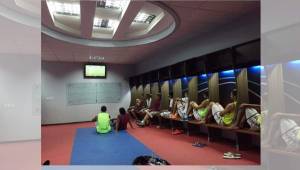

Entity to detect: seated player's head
[101,106,107,112]
[119,107,126,115]
[230,89,237,101]
[156,93,161,100]
[182,90,188,98]
[146,93,151,99]
[202,91,208,99]
[169,93,173,99]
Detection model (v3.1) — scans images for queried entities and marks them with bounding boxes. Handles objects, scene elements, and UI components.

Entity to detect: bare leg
[230,107,245,129]
[142,111,150,124]
[128,109,138,120]
[186,102,193,116]
[187,102,198,116]
[204,102,214,123]
[171,101,179,119]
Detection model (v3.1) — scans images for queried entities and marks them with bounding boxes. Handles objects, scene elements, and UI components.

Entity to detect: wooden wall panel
[144,84,151,96]
[130,86,137,106]
[236,68,249,107]
[137,85,144,100]
[160,81,170,110]
[173,79,182,98]
[151,82,159,101]
[188,76,198,102]
[208,73,220,102]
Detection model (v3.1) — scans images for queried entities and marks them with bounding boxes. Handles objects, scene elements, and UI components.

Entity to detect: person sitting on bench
[137,94,161,127]
[94,106,112,134]
[128,98,144,120]
[138,94,152,117]
[171,91,189,120]
[186,92,210,122]
[160,93,175,118]
[232,103,261,131]
[207,89,238,126]
[114,107,134,132]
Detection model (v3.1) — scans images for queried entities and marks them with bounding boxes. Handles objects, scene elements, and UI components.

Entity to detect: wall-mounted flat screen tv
[84,64,107,78]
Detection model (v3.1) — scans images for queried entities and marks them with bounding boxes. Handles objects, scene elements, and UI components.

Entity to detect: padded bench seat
[188,120,204,125]
[235,128,260,151]
[235,129,260,136]
[205,123,235,130]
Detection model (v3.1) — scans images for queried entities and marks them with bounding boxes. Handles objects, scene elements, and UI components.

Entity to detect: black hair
[202,91,208,98]
[101,106,107,112]
[182,89,188,96]
[169,93,173,98]
[119,107,126,115]
[231,89,237,97]
[156,93,162,99]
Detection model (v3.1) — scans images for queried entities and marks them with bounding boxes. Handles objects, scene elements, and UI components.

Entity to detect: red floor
[0,141,40,170]
[42,121,260,165]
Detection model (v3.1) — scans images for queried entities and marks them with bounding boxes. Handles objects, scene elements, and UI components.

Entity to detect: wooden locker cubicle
[159,67,171,110]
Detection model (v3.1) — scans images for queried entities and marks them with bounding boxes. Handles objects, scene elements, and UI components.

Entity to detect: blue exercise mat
[70,128,155,165]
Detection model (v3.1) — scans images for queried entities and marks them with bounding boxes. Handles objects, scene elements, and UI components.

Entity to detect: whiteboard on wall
[96,83,122,103]
[67,82,122,105]
[67,83,97,105]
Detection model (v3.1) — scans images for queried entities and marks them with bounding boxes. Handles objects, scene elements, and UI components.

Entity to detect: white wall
[135,12,260,74]
[0,54,41,142]
[42,61,133,125]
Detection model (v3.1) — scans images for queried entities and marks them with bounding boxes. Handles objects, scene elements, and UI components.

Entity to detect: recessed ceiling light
[47,1,80,16]
[93,18,118,29]
[96,0,129,10]
[134,13,156,24]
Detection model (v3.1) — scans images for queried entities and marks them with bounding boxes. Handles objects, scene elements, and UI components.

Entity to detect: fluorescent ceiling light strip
[47,1,80,16]
[97,0,129,10]
[93,18,118,29]
[134,12,156,24]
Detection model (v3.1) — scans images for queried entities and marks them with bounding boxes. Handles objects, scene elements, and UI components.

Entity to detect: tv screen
[84,64,106,78]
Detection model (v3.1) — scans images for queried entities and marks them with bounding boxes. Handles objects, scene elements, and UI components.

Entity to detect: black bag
[132,155,170,165]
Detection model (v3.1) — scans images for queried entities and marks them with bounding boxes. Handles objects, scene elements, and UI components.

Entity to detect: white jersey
[169,98,174,109]
[177,97,189,119]
[280,119,300,151]
[146,98,152,108]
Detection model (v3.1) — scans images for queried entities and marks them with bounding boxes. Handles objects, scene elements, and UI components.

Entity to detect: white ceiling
[42,1,260,64]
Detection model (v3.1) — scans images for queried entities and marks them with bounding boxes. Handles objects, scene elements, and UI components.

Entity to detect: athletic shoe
[192,143,207,148]
[223,152,241,159]
[172,129,184,135]
[224,152,241,156]
[136,121,145,127]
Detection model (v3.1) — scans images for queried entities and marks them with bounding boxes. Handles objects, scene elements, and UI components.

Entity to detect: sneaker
[136,121,145,127]
[224,152,241,156]
[192,142,207,148]
[223,152,241,159]
[172,129,184,135]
